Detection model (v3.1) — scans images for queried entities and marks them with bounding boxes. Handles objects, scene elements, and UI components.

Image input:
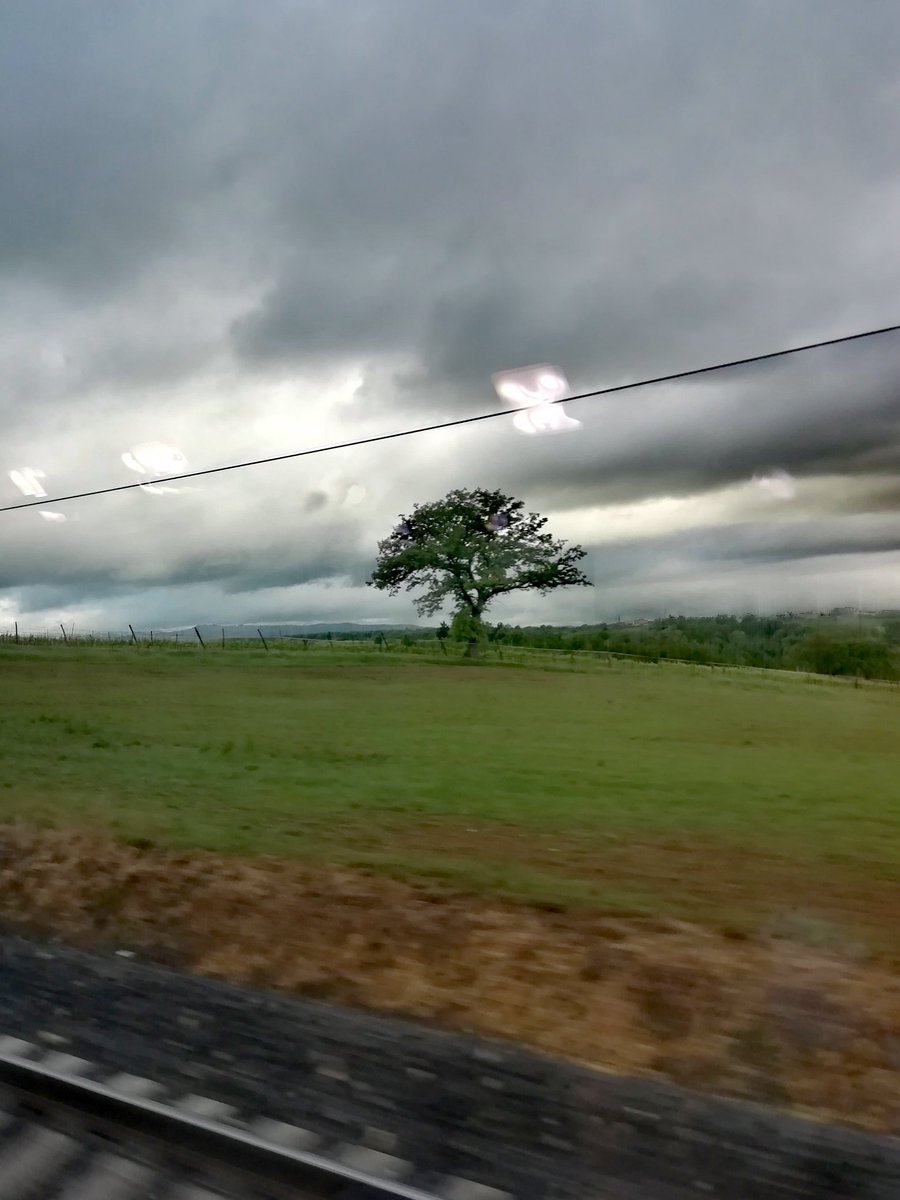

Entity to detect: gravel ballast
[0,934,899,1199]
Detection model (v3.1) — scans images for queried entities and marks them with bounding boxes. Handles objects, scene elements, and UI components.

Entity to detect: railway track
[0,1036,511,1200]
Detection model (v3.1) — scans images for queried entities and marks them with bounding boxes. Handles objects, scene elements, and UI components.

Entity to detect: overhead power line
[2,320,899,516]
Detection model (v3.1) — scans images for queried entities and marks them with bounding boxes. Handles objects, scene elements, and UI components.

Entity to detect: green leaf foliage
[367,487,592,619]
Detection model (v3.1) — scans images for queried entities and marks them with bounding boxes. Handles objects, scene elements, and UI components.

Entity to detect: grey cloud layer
[1,1,900,625]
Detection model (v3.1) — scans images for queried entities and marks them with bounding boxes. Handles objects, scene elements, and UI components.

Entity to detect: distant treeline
[482,614,900,680]
[297,614,900,680]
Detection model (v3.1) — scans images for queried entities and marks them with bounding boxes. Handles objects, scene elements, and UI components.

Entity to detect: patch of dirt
[1,822,900,1134]
[393,819,900,946]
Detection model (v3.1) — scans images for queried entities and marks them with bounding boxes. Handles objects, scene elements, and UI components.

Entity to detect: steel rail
[0,1046,456,1199]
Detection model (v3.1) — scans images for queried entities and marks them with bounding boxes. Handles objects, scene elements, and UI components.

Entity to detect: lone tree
[368,487,592,654]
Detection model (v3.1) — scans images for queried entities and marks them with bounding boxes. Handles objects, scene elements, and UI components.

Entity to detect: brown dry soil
[392,819,900,947]
[2,823,900,1135]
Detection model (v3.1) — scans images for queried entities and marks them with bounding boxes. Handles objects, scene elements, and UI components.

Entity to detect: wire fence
[2,623,897,689]
[0,626,354,649]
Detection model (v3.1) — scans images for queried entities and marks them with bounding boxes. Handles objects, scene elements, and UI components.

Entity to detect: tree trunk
[464,606,486,658]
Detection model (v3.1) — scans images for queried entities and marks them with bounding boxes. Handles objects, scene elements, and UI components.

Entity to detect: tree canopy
[368,487,592,636]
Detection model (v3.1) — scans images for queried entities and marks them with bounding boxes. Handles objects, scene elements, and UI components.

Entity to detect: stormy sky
[2,0,900,633]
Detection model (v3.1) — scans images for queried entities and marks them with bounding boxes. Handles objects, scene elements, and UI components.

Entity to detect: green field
[1,641,898,942]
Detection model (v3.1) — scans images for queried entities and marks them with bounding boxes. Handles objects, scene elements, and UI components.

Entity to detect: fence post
[60,623,68,642]
[221,627,225,649]
[150,630,153,643]
[194,626,206,648]
[14,621,18,644]
[257,628,269,651]
[128,624,137,644]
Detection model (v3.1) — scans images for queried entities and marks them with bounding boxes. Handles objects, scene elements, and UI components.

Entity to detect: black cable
[3,320,899,516]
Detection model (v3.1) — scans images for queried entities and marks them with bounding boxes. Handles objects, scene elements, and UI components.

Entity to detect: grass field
[1,640,898,948]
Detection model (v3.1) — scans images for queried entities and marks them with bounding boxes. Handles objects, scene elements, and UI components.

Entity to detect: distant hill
[274,623,421,637]
[187,622,423,640]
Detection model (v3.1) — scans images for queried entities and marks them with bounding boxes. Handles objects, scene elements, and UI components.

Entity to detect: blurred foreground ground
[1,825,899,1135]
[2,647,898,1134]
[1,646,898,933]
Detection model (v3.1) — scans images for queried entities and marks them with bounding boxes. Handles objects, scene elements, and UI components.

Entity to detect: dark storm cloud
[5,0,900,393]
[0,502,370,597]
[2,1,900,625]
[500,334,900,511]
[611,509,888,568]
[0,2,226,293]
[5,1,900,382]
[227,2,900,398]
